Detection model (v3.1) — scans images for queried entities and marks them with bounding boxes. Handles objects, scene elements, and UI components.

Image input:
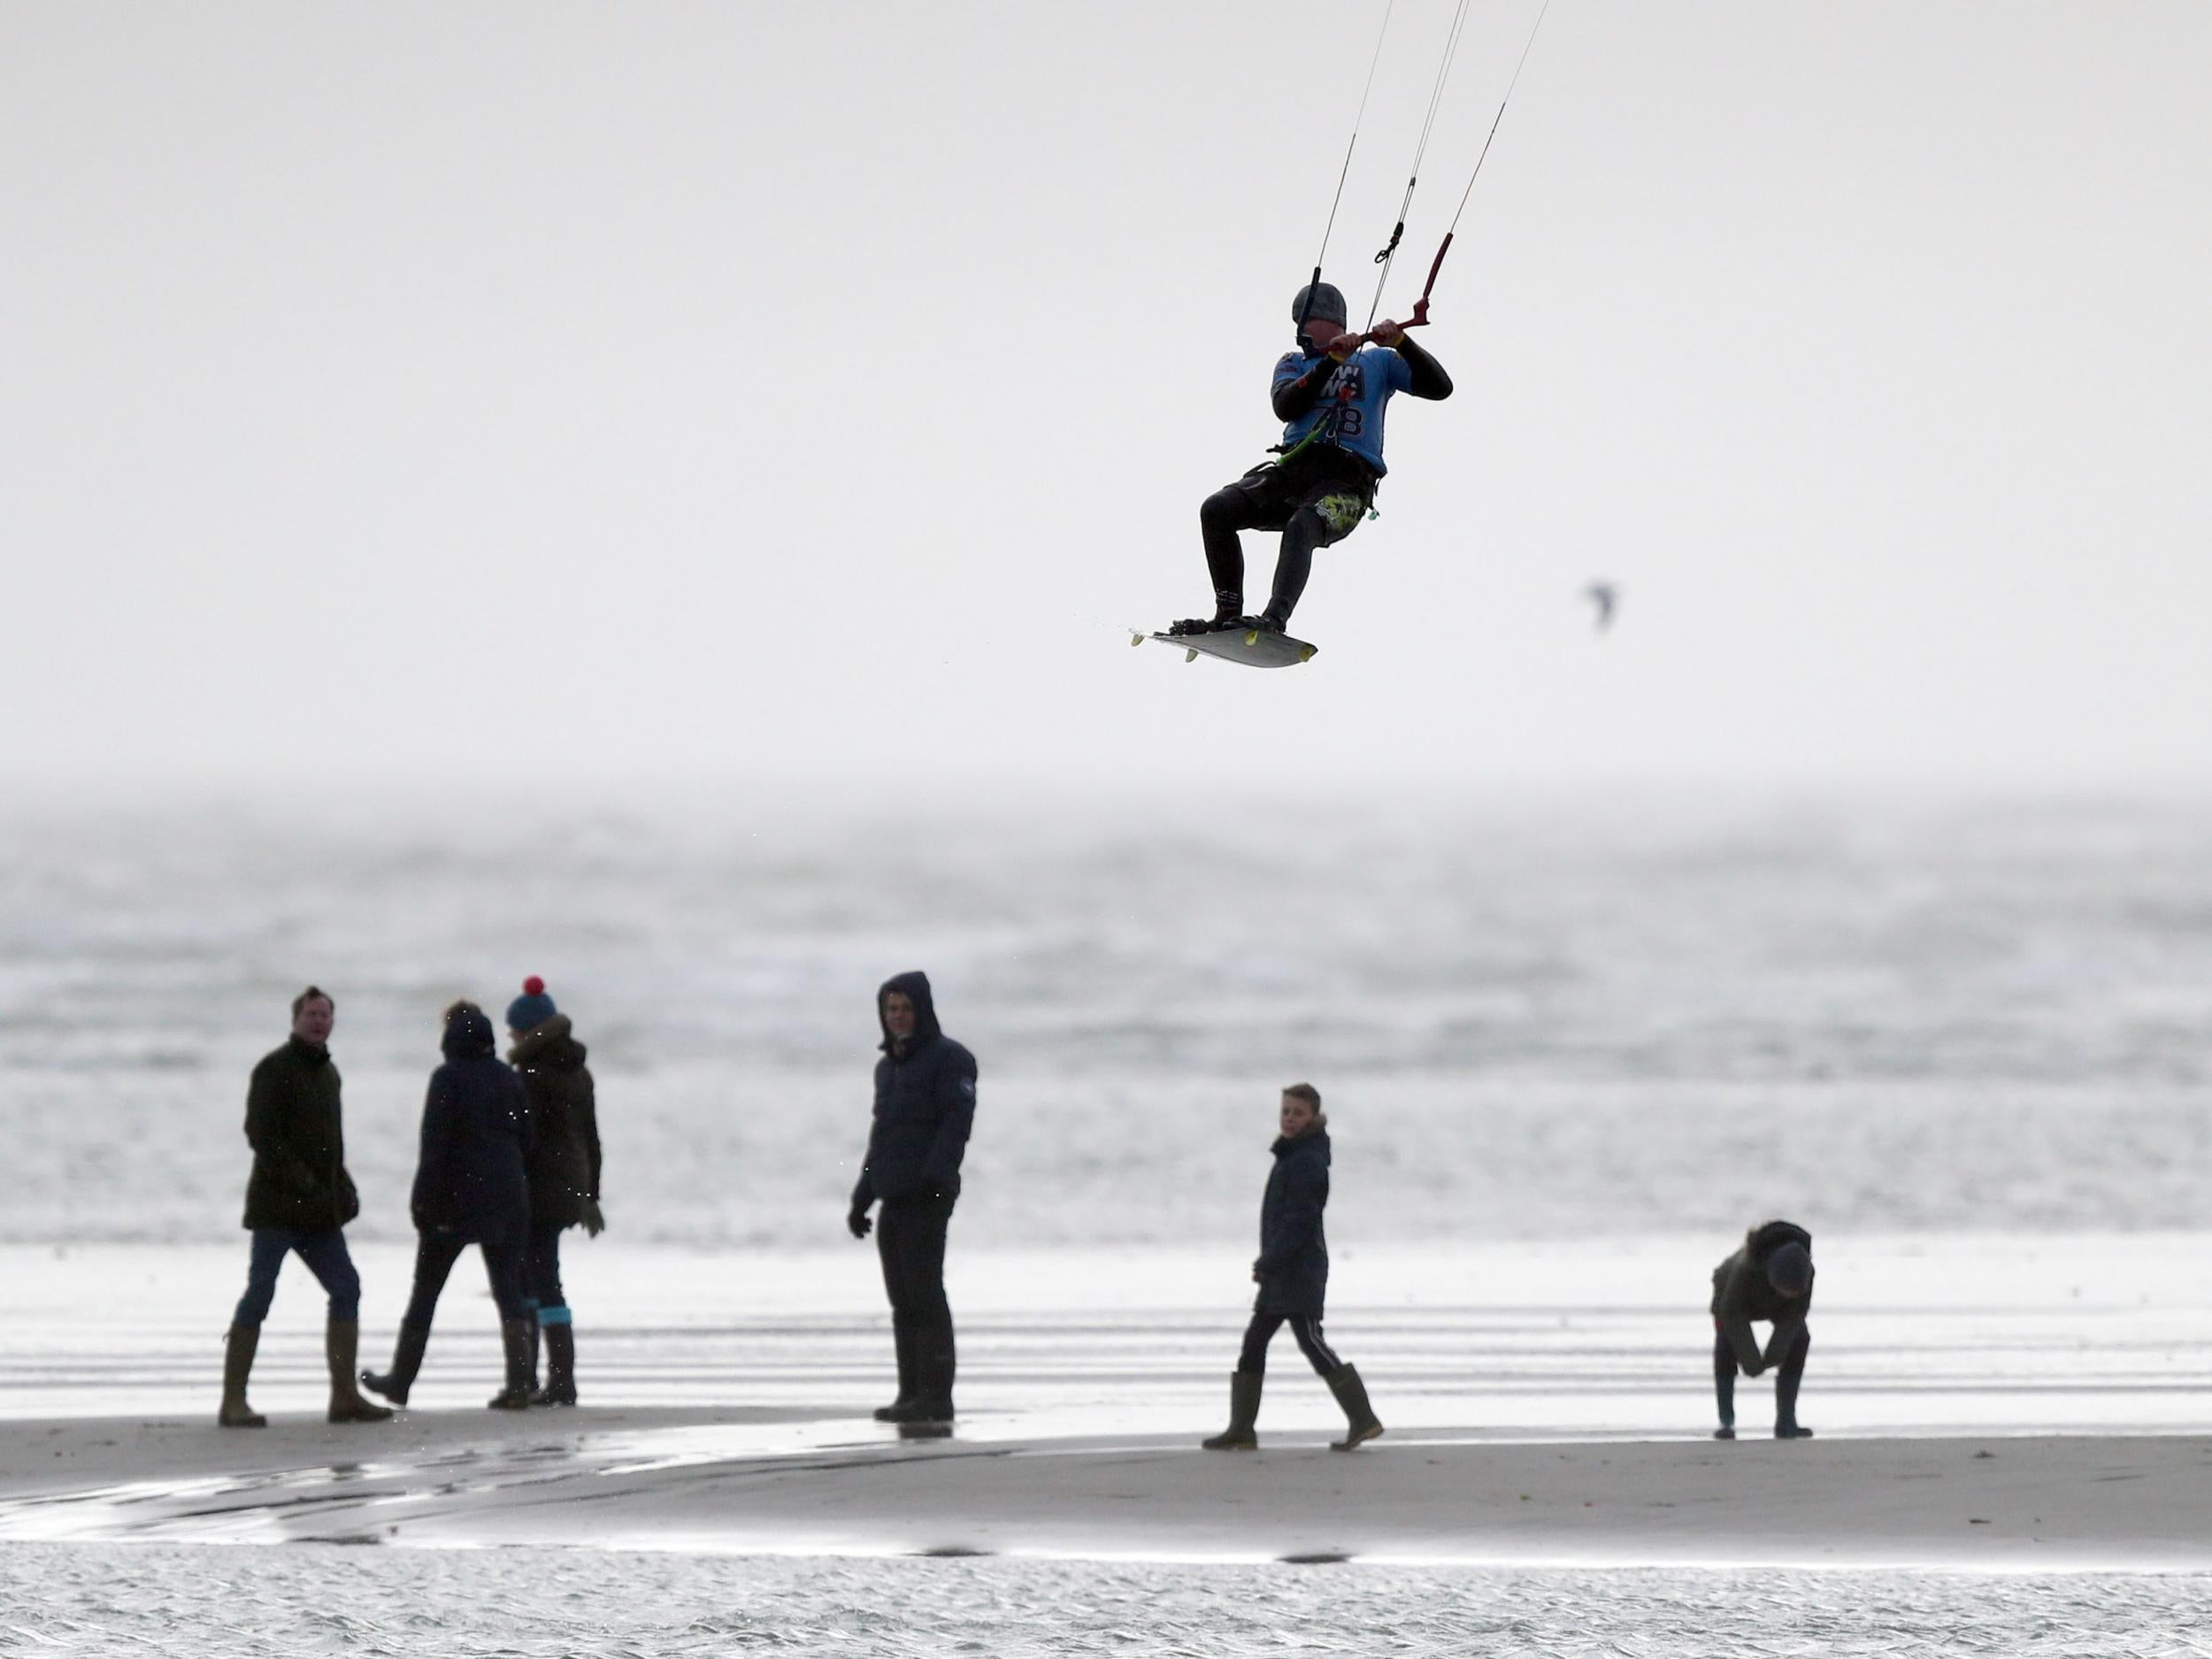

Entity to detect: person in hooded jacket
[503,976,604,1407]
[1202,1084,1382,1452]
[1710,1218,1816,1440]
[220,986,393,1428]
[361,1000,537,1410]
[846,972,976,1425]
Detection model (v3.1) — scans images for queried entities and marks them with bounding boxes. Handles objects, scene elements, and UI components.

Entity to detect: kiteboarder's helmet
[1291,281,1348,332]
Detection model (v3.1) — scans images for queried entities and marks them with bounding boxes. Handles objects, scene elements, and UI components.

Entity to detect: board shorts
[1216,446,1379,546]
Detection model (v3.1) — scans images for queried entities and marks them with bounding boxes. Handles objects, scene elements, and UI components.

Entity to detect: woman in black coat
[1202,1083,1383,1452]
[362,1001,536,1409]
[503,977,604,1407]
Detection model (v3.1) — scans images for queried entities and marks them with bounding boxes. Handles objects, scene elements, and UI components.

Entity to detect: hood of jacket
[510,1012,585,1068]
[878,970,942,1056]
[1271,1125,1332,1164]
[1746,1219,1812,1262]
[442,1002,496,1060]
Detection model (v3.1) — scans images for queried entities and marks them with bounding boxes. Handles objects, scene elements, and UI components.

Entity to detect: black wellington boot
[325,1319,394,1424]
[219,1324,266,1429]
[909,1320,956,1425]
[533,1325,577,1407]
[361,1325,429,1408]
[1202,1371,1263,1450]
[488,1319,535,1409]
[1774,1371,1814,1439]
[873,1319,918,1422]
[1325,1363,1384,1451]
[1714,1348,1737,1440]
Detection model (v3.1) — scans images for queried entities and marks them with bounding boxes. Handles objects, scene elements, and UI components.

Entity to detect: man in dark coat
[1202,1084,1381,1452]
[846,972,976,1425]
[1710,1219,1816,1440]
[221,986,392,1427]
[505,976,604,1406]
[362,1001,537,1410]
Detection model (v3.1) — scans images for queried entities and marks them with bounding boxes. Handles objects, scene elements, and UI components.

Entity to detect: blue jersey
[1274,344,1416,476]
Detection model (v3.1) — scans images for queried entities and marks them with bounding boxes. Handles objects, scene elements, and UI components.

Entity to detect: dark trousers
[1238,1310,1342,1377]
[234,1227,361,1325]
[878,1193,956,1404]
[1714,1321,1809,1425]
[1200,447,1376,617]
[400,1228,528,1332]
[877,1194,955,1326]
[525,1223,569,1321]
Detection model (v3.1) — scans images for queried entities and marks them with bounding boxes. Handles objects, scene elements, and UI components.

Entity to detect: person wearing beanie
[361,1000,537,1411]
[1168,280,1453,639]
[1709,1219,1816,1440]
[847,972,977,1428]
[503,977,604,1407]
[219,986,393,1428]
[1201,1084,1382,1453]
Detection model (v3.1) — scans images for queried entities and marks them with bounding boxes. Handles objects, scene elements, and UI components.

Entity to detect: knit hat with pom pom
[505,976,557,1034]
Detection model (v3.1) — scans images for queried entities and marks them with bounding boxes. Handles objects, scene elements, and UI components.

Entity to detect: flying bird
[1583,581,1617,633]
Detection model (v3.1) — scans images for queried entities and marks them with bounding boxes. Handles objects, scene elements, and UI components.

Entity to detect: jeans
[399,1228,528,1332]
[526,1223,570,1324]
[234,1228,361,1325]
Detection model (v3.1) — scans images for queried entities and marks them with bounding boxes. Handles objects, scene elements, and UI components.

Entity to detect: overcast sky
[4,2,2208,795]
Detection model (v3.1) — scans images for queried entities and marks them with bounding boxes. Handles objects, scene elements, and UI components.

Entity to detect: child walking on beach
[1202,1083,1382,1452]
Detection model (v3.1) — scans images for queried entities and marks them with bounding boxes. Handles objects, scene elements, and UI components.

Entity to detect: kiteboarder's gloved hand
[847,1205,872,1240]
[1324,331,1359,361]
[1370,319,1406,347]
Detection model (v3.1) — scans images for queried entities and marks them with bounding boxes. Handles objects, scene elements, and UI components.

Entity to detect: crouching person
[505,976,604,1407]
[1710,1219,1815,1440]
[362,1001,536,1410]
[222,986,392,1426]
[1202,1084,1381,1452]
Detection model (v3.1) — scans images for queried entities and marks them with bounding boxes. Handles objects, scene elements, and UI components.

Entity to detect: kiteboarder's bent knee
[1202,485,1262,536]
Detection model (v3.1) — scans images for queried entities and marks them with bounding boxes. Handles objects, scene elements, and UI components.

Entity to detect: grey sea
[4,788,2209,1654]
[8,787,2211,1250]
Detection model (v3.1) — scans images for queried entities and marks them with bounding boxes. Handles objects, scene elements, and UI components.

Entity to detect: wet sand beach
[5,1238,2210,1571]
[5,1408,2212,1571]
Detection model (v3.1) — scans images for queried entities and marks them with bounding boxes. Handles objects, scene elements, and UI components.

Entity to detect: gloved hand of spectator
[580,1198,606,1238]
[848,1206,872,1240]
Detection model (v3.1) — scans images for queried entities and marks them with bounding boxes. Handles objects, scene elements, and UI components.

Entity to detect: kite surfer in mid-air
[1171,283,1452,639]
[1151,0,1552,660]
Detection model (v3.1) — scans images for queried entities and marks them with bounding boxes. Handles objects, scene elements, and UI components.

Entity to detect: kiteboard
[1133,626,1317,669]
